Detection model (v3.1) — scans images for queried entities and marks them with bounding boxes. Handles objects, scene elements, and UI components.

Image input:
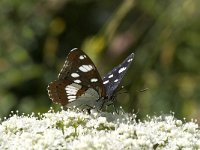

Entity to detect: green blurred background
[0,0,200,120]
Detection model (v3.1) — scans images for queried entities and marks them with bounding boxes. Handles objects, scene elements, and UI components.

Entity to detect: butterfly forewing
[47,48,106,107]
[103,53,134,98]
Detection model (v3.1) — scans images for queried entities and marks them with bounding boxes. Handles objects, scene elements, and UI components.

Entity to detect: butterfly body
[47,48,134,109]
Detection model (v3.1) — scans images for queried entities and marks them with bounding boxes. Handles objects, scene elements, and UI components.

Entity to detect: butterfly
[47,48,134,109]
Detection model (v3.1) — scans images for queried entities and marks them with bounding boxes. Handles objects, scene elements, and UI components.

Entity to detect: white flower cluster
[0,108,200,150]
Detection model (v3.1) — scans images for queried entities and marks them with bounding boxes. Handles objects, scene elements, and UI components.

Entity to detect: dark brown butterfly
[47,48,134,109]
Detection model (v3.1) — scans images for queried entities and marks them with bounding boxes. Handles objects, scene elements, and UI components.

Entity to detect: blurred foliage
[0,0,200,121]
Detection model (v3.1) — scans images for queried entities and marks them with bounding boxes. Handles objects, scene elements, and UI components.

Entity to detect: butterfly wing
[47,48,106,107]
[103,53,134,98]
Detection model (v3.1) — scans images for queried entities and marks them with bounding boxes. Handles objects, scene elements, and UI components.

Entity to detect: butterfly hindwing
[48,79,74,106]
[103,53,134,98]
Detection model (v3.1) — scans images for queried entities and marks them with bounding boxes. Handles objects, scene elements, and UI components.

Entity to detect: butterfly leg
[99,100,106,110]
[113,102,119,114]
[96,96,107,110]
[79,104,95,114]
[109,96,120,114]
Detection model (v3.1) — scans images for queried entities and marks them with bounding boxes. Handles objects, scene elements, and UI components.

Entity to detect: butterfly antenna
[113,103,119,114]
[137,88,149,93]
[116,91,128,95]
[115,85,129,96]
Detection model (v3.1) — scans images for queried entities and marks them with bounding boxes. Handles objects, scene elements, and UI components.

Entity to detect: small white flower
[0,108,200,149]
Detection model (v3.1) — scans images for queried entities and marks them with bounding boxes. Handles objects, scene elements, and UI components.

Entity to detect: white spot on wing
[79,66,87,72]
[114,79,119,82]
[79,55,86,60]
[66,83,81,89]
[65,83,82,96]
[103,80,109,84]
[74,79,81,83]
[90,78,98,82]
[66,90,77,95]
[68,98,76,102]
[65,87,77,92]
[79,65,93,72]
[71,48,78,51]
[67,95,76,102]
[71,73,80,78]
[118,67,126,73]
[68,95,76,99]
[108,74,113,78]
[128,58,133,62]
